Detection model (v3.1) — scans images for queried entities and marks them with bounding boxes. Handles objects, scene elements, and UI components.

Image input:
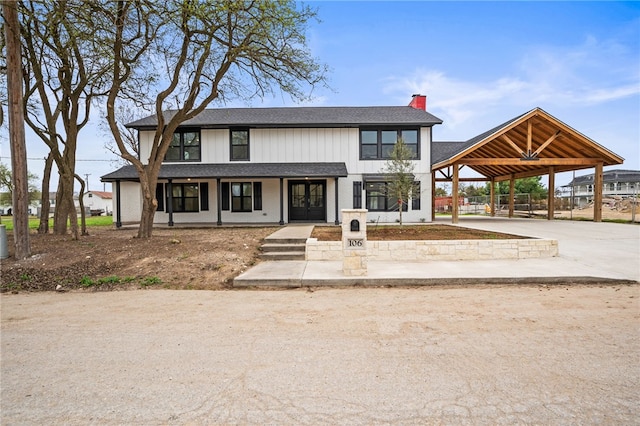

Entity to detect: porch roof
[101,162,348,182]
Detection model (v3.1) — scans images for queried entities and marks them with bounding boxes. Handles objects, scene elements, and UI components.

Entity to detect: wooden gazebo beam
[461,158,601,166]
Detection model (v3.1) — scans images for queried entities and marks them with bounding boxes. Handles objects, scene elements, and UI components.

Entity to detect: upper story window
[360,128,419,160]
[230,129,249,161]
[165,129,200,162]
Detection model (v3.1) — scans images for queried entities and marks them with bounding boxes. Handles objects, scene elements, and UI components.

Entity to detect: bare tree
[2,0,30,258]
[105,0,328,238]
[19,1,113,239]
[383,138,418,226]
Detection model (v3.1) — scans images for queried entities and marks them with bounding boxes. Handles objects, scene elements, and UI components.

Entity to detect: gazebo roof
[432,108,624,181]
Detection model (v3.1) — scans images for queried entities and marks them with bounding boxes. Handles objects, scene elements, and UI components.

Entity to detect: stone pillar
[341,209,368,276]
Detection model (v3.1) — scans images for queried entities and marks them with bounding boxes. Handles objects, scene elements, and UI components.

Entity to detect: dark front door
[289,180,326,222]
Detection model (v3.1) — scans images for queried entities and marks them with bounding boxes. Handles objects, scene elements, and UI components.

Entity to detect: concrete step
[261,243,306,253]
[260,251,306,261]
[263,237,308,245]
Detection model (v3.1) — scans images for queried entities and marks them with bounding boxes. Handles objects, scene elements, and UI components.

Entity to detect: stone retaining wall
[306,238,558,261]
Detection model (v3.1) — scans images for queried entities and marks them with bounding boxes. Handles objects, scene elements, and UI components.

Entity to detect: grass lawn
[0,215,113,231]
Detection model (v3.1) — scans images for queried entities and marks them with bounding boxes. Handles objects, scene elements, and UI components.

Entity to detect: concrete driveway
[2,284,638,425]
[236,217,640,286]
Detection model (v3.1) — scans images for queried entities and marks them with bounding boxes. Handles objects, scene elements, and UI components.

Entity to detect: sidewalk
[234,217,640,287]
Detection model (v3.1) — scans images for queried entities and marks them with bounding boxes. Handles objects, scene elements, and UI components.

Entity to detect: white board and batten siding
[122,127,434,224]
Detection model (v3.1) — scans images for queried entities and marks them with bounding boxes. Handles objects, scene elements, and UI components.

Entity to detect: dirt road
[1,285,639,425]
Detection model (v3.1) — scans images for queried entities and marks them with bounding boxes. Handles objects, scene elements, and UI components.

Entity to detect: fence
[437,193,639,223]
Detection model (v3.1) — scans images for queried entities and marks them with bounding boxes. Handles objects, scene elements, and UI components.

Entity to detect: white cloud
[384,36,640,133]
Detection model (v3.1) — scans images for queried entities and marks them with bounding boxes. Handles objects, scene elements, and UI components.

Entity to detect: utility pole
[84,174,90,192]
[3,1,31,259]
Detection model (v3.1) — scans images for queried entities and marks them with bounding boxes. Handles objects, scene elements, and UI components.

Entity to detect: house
[558,169,640,208]
[0,193,41,216]
[82,191,113,216]
[102,95,442,226]
[102,96,624,226]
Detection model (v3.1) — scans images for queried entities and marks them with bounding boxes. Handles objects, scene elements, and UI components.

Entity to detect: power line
[0,156,114,162]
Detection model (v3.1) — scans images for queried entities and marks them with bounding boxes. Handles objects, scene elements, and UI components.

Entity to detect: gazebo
[431,108,624,223]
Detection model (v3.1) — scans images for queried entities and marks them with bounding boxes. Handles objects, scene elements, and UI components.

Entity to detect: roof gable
[432,107,624,180]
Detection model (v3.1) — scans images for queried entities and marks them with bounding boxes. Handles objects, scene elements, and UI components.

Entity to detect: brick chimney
[408,94,426,110]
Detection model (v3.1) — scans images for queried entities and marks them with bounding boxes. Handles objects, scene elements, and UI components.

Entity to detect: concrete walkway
[234,217,640,287]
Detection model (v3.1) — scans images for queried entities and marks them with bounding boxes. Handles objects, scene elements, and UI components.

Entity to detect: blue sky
[297,1,640,186]
[3,1,638,191]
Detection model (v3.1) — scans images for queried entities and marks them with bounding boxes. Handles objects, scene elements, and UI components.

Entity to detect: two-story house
[560,169,640,208]
[103,95,625,226]
[102,95,442,226]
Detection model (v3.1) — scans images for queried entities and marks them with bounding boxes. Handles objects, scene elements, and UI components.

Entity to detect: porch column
[431,171,436,222]
[115,180,122,228]
[334,177,340,225]
[279,177,284,225]
[452,163,459,224]
[490,178,496,217]
[594,162,603,222]
[216,178,222,226]
[508,175,515,218]
[167,179,174,227]
[548,167,555,220]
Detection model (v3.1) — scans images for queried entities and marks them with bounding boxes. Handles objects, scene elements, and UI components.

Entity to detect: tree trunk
[38,154,54,234]
[53,172,79,240]
[75,174,88,236]
[137,172,158,238]
[3,0,31,259]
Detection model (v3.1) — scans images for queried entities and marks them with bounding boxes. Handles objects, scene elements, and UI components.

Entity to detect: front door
[289,180,326,222]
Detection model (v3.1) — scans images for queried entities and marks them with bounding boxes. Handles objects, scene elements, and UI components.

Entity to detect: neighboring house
[0,192,40,216]
[82,191,113,216]
[102,95,442,225]
[102,96,624,226]
[559,169,640,208]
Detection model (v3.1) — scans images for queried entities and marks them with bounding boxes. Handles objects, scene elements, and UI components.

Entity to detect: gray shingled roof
[431,141,469,165]
[101,162,348,182]
[430,110,531,165]
[563,169,640,186]
[126,106,443,129]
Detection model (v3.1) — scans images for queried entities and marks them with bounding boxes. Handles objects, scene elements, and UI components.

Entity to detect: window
[165,129,201,162]
[365,182,408,212]
[230,129,249,161]
[170,183,199,212]
[231,182,252,212]
[412,181,421,210]
[360,128,419,160]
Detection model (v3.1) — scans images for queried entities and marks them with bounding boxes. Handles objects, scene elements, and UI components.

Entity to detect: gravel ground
[1,285,639,425]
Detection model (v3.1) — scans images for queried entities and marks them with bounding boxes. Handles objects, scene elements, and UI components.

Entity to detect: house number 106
[348,239,363,247]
